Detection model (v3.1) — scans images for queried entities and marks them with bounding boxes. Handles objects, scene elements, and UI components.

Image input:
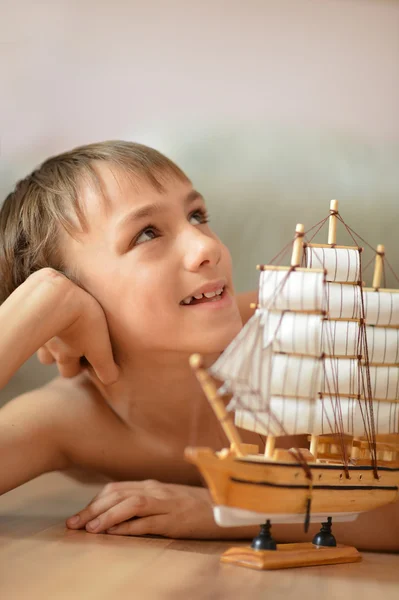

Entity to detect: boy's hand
[1,268,119,388]
[66,480,224,539]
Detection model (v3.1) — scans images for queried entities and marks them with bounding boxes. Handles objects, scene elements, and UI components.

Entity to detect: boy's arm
[65,478,399,551]
[0,267,121,495]
[0,386,71,495]
[0,268,119,390]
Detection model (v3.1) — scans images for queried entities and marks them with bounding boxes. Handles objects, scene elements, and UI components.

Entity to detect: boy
[0,141,397,549]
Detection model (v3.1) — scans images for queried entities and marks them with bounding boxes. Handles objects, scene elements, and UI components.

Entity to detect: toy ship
[185,200,399,569]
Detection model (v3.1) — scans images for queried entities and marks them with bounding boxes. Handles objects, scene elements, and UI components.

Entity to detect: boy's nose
[182,230,221,272]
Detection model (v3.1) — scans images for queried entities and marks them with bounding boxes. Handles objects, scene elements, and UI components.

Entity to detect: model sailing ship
[185,200,399,569]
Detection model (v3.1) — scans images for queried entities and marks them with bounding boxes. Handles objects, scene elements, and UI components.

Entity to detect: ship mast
[189,354,245,457]
[372,244,385,290]
[292,223,305,267]
[309,200,338,459]
[328,199,339,245]
[264,222,305,459]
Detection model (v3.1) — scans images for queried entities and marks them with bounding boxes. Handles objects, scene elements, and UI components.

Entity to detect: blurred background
[1,0,398,404]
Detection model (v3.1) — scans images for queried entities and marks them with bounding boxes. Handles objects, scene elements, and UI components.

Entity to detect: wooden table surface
[0,472,398,600]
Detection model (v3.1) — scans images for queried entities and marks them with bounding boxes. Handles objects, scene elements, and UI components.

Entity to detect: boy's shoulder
[43,372,126,427]
[43,371,103,403]
[40,373,134,472]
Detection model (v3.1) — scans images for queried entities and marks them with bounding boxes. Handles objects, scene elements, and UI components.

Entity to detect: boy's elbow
[0,390,70,496]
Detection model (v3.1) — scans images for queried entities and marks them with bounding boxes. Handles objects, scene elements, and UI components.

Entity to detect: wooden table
[0,473,398,599]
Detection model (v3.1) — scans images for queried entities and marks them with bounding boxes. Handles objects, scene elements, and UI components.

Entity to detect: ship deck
[235,454,399,470]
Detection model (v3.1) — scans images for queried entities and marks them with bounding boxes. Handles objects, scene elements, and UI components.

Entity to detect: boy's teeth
[181,287,224,305]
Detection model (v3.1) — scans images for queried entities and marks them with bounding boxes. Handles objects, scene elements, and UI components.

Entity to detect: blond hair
[0,140,188,303]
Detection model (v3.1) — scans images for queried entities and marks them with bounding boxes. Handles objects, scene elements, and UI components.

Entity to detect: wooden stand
[221,517,361,570]
[221,542,361,570]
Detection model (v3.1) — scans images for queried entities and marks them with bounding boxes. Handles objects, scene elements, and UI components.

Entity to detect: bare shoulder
[235,290,257,325]
[42,373,129,440]
[41,374,131,473]
[42,372,119,417]
[0,379,89,493]
[2,373,124,445]
[0,373,130,494]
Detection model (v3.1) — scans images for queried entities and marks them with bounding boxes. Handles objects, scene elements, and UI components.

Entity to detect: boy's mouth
[180,285,225,306]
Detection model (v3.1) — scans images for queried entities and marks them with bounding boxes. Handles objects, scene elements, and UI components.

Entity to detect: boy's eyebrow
[114,190,203,233]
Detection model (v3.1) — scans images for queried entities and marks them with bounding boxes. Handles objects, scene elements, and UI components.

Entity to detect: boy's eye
[189,209,209,225]
[135,227,158,246]
[131,209,209,248]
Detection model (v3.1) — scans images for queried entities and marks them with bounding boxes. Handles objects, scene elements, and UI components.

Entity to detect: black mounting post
[251,520,277,551]
[312,516,337,547]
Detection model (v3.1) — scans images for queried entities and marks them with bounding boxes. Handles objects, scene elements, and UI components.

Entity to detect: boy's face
[63,163,243,361]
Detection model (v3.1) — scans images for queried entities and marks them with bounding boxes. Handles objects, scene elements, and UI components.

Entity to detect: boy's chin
[186,324,242,356]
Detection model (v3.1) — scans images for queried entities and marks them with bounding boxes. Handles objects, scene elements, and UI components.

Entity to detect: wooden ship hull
[185,445,399,526]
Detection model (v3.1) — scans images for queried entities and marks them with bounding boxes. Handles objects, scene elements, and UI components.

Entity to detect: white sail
[315,396,399,436]
[366,327,399,364]
[263,312,323,357]
[208,252,399,439]
[209,311,264,385]
[209,312,273,413]
[262,313,398,366]
[326,285,399,325]
[326,283,361,319]
[233,351,322,436]
[323,358,359,396]
[372,399,399,435]
[236,396,318,436]
[228,345,273,409]
[322,320,360,357]
[230,343,274,430]
[262,311,399,364]
[259,269,325,312]
[323,358,399,400]
[322,321,399,364]
[306,246,360,283]
[363,289,399,326]
[237,392,399,436]
[271,354,322,398]
[260,311,399,364]
[236,394,399,437]
[235,409,274,436]
[369,365,399,400]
